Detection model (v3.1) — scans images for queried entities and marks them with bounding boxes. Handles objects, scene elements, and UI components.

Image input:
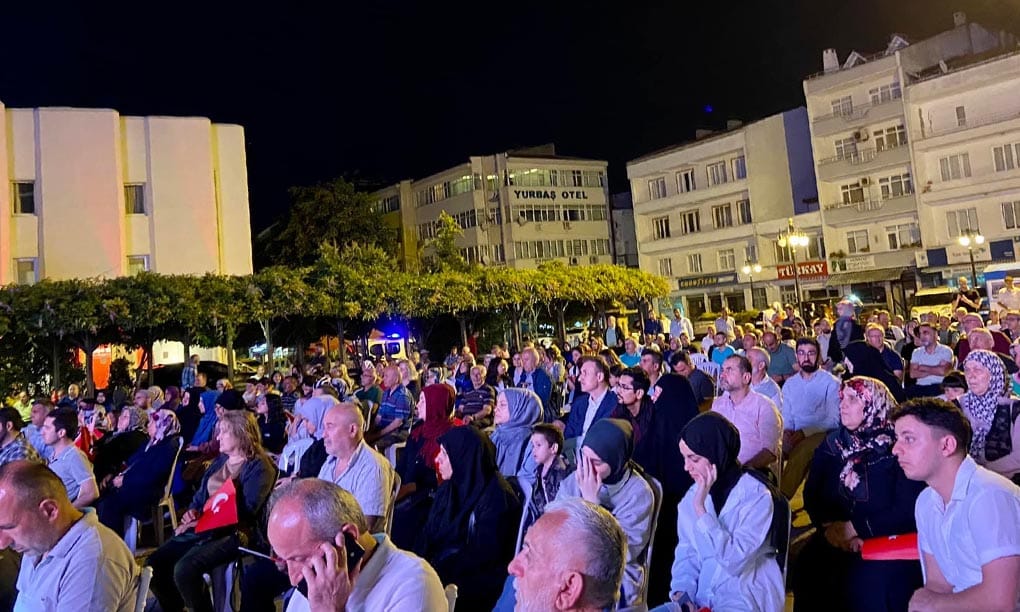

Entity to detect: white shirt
[670,473,784,611]
[780,370,841,435]
[916,456,1020,607]
[670,317,694,341]
[579,388,608,448]
[285,534,447,612]
[997,287,1020,314]
[910,343,955,386]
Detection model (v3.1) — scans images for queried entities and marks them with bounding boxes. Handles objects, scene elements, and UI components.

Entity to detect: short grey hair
[269,478,368,537]
[747,346,771,368]
[543,498,626,608]
[329,402,365,433]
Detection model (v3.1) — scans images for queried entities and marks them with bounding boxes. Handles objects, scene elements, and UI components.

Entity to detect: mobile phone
[293,531,367,598]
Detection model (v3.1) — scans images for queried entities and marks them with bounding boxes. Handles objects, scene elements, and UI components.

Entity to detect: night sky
[3,0,1018,231]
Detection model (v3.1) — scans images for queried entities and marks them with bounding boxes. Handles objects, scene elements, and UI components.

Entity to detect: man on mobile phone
[267,479,447,611]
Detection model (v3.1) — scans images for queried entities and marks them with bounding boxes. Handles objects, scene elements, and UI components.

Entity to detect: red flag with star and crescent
[195,478,239,533]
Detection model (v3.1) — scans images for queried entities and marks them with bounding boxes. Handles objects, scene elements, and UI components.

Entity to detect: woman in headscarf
[148,385,165,411]
[637,372,701,604]
[97,408,183,536]
[960,349,1020,479]
[415,426,521,611]
[793,377,924,612]
[177,387,205,446]
[490,388,542,483]
[659,411,783,612]
[162,386,182,413]
[841,340,907,403]
[391,383,456,550]
[556,418,655,610]
[92,405,150,484]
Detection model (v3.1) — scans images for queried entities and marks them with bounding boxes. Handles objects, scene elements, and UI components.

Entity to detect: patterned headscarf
[117,406,148,435]
[148,409,181,448]
[960,350,1009,460]
[835,376,896,495]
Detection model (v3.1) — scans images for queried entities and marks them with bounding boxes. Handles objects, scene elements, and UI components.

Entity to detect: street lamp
[776,218,811,320]
[958,229,985,287]
[741,260,762,309]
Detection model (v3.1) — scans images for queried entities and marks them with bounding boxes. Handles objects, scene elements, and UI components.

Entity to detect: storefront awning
[825,268,906,287]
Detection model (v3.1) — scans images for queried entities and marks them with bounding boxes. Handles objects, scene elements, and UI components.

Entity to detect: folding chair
[636,472,663,606]
[383,472,401,535]
[134,566,153,612]
[445,584,458,612]
[124,437,185,553]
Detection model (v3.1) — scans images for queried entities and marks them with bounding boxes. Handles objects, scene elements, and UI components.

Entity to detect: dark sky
[2,0,1018,231]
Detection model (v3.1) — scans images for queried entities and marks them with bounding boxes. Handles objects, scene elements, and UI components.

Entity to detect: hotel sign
[511,189,593,200]
[777,260,828,280]
[677,273,738,290]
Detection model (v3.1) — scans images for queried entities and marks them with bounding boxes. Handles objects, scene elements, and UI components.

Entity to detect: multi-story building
[374,144,613,270]
[627,109,821,319]
[803,11,1015,311]
[610,192,638,267]
[0,102,252,285]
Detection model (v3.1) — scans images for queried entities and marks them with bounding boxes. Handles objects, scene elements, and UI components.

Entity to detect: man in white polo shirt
[318,402,395,533]
[892,398,1020,611]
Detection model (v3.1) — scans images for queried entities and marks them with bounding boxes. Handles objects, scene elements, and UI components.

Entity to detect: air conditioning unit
[480,254,490,265]
[479,222,489,231]
[853,128,870,142]
[860,177,871,186]
[589,256,599,264]
[516,216,527,226]
[569,257,579,265]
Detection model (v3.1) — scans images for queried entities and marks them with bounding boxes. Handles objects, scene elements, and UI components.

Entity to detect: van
[909,288,956,321]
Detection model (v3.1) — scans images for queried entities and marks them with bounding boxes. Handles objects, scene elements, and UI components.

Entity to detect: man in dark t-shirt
[953,277,981,312]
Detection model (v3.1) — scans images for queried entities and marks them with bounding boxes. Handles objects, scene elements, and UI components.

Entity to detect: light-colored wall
[213,124,253,275]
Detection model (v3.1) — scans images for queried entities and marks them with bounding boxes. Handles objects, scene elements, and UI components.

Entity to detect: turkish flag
[195,478,239,533]
[861,532,919,561]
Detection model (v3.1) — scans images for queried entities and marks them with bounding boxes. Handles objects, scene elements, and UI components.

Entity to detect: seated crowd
[4,300,1020,612]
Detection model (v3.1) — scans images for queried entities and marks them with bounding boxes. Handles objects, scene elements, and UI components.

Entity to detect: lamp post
[741,260,762,309]
[777,218,811,320]
[958,229,985,288]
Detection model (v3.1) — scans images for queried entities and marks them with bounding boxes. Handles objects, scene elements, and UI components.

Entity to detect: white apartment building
[0,102,252,285]
[803,11,1016,311]
[374,144,613,270]
[627,109,822,319]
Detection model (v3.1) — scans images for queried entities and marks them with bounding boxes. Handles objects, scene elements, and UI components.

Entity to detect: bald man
[319,403,395,533]
[0,461,137,611]
[267,479,446,611]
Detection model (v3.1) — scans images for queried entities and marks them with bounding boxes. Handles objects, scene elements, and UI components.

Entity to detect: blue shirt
[710,345,735,367]
[780,370,841,435]
[378,384,412,428]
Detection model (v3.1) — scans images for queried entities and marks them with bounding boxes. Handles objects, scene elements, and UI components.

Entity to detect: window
[712,203,733,229]
[12,182,35,215]
[840,182,866,204]
[567,239,589,256]
[718,249,735,271]
[775,235,824,263]
[732,156,747,180]
[652,216,671,240]
[14,259,37,285]
[1003,201,1020,230]
[744,244,758,263]
[376,195,400,213]
[869,82,902,105]
[874,125,907,151]
[582,171,604,188]
[125,184,145,215]
[687,253,703,274]
[831,96,853,117]
[127,255,149,275]
[414,175,475,207]
[834,137,858,160]
[648,177,667,200]
[680,210,701,235]
[676,169,696,193]
[886,223,920,249]
[707,161,728,186]
[939,153,972,181]
[847,229,870,254]
[955,106,967,127]
[571,170,583,187]
[946,208,979,238]
[737,199,752,224]
[993,143,1020,173]
[590,240,610,256]
[658,258,673,277]
[879,173,913,199]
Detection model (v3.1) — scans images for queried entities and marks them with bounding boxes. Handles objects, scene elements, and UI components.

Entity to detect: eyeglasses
[614,384,635,391]
[795,350,818,357]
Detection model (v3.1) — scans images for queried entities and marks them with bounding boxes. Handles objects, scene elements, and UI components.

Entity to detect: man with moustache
[778,337,840,497]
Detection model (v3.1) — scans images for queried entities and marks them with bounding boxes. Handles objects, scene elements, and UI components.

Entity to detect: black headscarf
[418,426,498,555]
[582,419,634,485]
[841,341,907,403]
[177,386,206,445]
[680,412,744,513]
[634,374,698,496]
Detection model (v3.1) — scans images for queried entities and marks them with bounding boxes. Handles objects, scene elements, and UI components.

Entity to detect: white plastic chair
[514,486,534,554]
[636,472,663,606]
[384,441,406,468]
[445,584,458,612]
[688,352,708,367]
[383,472,401,535]
[134,566,153,612]
[124,437,185,553]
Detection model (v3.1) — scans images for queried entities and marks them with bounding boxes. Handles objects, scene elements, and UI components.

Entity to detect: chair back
[688,352,708,366]
[636,471,663,606]
[165,437,185,499]
[514,485,534,554]
[383,472,401,535]
[746,469,792,586]
[445,584,458,612]
[134,566,153,612]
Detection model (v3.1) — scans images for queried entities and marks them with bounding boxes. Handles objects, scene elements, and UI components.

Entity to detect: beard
[515,580,557,612]
[799,360,819,373]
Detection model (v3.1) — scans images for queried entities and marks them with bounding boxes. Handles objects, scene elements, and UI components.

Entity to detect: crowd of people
[3,283,1020,611]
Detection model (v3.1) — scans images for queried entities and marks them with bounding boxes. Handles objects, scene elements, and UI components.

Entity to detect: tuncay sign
[512,189,590,200]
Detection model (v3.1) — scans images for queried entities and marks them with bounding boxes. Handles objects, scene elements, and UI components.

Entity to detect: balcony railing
[813,95,903,124]
[818,142,908,167]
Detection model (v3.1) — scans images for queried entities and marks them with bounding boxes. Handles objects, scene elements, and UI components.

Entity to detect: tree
[423,211,468,272]
[268,178,396,266]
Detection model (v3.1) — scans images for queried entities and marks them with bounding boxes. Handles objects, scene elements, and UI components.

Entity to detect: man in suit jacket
[517,347,555,422]
[554,356,617,448]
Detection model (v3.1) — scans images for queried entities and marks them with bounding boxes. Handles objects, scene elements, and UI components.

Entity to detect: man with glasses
[609,367,653,447]
[778,337,840,497]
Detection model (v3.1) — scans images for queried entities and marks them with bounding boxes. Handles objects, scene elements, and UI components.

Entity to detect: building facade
[610,192,638,267]
[1,102,253,285]
[374,145,613,271]
[803,12,1016,312]
[627,109,821,319]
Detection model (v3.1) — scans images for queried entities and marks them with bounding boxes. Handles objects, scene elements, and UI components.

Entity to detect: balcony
[812,97,905,138]
[816,145,911,182]
[821,193,918,226]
